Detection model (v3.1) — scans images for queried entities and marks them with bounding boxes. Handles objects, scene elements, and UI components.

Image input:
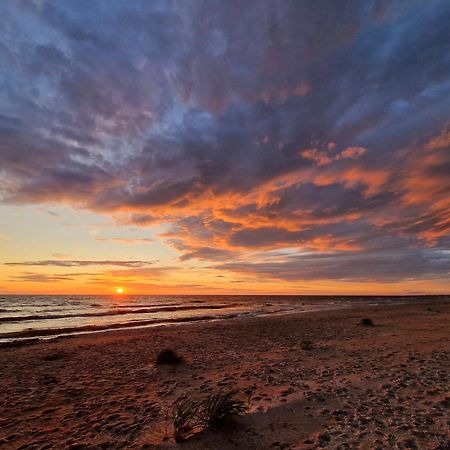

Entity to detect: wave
[0,313,241,340]
[0,303,235,323]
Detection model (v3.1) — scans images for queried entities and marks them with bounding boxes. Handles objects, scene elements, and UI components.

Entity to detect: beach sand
[0,300,449,449]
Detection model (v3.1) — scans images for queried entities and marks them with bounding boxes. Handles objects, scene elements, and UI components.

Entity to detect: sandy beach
[0,300,449,449]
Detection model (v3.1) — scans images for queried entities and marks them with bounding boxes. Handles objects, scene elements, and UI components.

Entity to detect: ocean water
[0,295,446,343]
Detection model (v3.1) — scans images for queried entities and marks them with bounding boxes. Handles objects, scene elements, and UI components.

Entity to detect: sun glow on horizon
[115,287,124,295]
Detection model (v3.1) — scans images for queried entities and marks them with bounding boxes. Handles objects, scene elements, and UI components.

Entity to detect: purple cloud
[0,0,450,283]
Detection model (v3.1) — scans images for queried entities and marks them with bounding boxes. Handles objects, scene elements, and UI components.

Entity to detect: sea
[0,295,447,344]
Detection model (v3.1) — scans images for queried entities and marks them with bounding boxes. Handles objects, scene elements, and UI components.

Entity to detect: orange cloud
[338,147,366,159]
[425,126,450,150]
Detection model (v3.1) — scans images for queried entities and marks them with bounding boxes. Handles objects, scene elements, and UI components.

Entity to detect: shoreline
[0,299,449,448]
[1,296,448,347]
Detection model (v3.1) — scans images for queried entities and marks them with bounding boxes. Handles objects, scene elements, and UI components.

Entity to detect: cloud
[10,273,75,282]
[338,147,367,160]
[107,266,174,278]
[426,126,450,150]
[178,247,236,262]
[9,271,104,283]
[95,237,154,244]
[214,248,450,282]
[301,145,366,166]
[0,0,449,284]
[51,253,71,259]
[5,260,156,267]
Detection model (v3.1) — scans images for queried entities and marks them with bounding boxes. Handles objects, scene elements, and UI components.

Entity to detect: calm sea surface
[0,295,447,343]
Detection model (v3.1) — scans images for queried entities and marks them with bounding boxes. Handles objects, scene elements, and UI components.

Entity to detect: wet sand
[0,300,449,449]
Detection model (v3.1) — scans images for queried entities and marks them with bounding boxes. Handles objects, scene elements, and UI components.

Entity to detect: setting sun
[115,287,124,295]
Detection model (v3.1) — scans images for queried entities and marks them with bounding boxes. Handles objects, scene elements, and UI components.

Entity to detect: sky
[0,0,449,295]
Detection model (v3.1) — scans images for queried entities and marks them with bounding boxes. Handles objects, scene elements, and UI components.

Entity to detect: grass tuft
[172,398,200,442]
[156,349,184,365]
[171,389,248,441]
[42,352,66,361]
[361,318,374,326]
[199,389,248,428]
[299,340,313,350]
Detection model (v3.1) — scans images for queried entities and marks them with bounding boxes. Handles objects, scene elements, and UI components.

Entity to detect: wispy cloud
[108,266,174,278]
[51,253,71,259]
[5,260,157,267]
[9,271,123,283]
[95,237,154,244]
[10,273,75,282]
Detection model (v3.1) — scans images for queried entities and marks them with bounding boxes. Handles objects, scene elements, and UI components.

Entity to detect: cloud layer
[1,0,450,285]
[5,260,156,268]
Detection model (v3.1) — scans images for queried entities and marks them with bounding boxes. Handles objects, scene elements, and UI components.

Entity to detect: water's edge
[0,295,448,347]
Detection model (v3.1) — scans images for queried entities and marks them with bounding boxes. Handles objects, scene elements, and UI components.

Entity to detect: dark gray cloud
[1,0,450,282]
[214,248,450,282]
[167,239,238,262]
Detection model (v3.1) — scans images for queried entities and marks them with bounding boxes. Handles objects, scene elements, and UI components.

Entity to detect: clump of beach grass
[172,398,200,442]
[156,349,184,365]
[361,318,374,326]
[172,389,247,441]
[42,352,66,361]
[199,389,248,429]
[299,340,313,350]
